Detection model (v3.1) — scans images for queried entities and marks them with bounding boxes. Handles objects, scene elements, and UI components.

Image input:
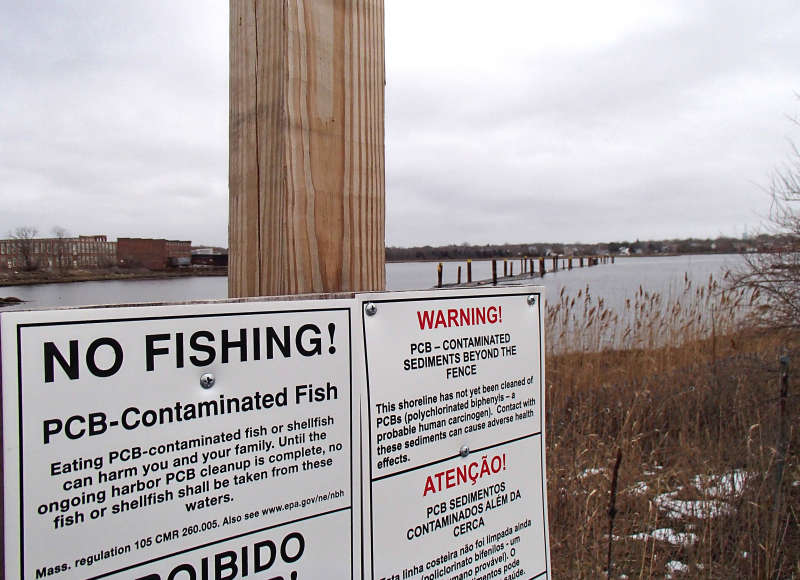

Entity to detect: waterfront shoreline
[0,268,226,288]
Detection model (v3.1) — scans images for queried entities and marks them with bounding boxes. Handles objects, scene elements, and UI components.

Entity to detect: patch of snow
[578,467,605,479]
[630,528,697,546]
[654,491,733,519]
[692,469,750,497]
[665,560,688,576]
[627,481,649,495]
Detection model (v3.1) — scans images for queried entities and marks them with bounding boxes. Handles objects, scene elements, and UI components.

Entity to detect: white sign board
[360,288,550,580]
[0,300,358,579]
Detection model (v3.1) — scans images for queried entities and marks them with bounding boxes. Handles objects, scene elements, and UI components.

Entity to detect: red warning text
[423,453,507,496]
[417,306,502,330]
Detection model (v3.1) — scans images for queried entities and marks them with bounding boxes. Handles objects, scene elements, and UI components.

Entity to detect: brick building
[166,240,192,267]
[0,235,115,271]
[117,238,191,270]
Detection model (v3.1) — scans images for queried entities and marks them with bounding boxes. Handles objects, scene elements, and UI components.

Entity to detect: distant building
[0,234,115,271]
[118,238,192,270]
[191,247,228,268]
[0,234,195,272]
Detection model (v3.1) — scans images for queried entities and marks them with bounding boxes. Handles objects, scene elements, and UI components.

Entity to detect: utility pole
[229,0,386,297]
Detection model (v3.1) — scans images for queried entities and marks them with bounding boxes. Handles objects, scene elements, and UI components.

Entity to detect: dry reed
[544,274,799,578]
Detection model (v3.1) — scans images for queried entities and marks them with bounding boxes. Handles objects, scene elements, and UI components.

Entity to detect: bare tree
[51,226,70,271]
[9,226,39,271]
[732,131,800,329]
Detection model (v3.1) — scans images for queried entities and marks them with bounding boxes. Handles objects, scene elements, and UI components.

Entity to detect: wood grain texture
[229,0,385,297]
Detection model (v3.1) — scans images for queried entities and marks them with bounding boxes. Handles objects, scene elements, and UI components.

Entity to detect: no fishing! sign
[1,300,357,579]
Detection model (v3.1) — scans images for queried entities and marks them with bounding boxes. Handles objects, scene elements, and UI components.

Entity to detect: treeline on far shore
[386,235,770,261]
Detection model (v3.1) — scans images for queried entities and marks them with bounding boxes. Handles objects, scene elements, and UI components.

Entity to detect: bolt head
[527,295,537,306]
[365,302,377,316]
[200,373,216,389]
[460,446,470,458]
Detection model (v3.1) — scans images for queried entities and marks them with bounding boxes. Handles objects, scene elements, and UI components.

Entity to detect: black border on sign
[361,291,548,580]
[12,306,354,579]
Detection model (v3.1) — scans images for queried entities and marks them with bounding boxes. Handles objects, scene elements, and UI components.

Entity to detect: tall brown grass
[545,275,799,578]
[546,273,749,354]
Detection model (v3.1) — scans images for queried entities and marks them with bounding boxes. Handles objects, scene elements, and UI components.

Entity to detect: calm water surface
[0,255,742,313]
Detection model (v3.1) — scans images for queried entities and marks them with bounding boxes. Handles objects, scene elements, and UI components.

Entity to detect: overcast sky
[1,1,798,248]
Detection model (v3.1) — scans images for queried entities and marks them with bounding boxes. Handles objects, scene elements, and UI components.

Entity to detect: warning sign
[360,288,550,580]
[0,300,357,579]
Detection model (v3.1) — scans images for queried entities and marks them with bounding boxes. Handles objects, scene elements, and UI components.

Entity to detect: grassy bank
[0,268,226,288]
[545,281,799,578]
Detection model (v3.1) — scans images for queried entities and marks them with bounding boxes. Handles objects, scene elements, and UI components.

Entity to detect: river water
[0,254,742,313]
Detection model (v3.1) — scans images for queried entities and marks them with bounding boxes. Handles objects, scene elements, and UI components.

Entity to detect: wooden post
[552,256,558,272]
[510,263,514,276]
[612,255,615,264]
[457,266,462,285]
[539,257,546,276]
[579,257,584,267]
[437,262,443,288]
[467,259,472,283]
[529,258,534,277]
[503,259,508,277]
[492,260,497,285]
[568,257,573,270]
[229,0,386,297]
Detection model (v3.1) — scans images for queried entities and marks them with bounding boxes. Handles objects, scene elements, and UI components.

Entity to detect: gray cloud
[1,1,228,243]
[384,0,800,244]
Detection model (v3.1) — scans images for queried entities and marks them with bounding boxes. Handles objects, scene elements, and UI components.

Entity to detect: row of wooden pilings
[436,255,614,287]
